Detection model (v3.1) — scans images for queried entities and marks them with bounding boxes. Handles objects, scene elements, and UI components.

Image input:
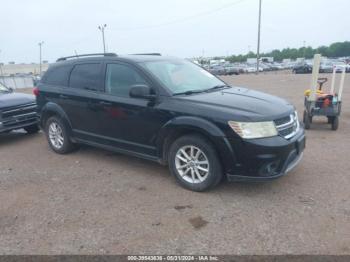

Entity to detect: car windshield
[141,60,225,94]
[0,82,9,93]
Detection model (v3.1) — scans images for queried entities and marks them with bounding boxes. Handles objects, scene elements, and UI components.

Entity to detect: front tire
[168,134,223,192]
[45,116,76,154]
[24,124,39,134]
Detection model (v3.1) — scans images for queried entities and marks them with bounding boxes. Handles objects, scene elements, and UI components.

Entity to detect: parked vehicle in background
[271,63,284,70]
[0,82,39,134]
[332,62,350,73]
[202,64,210,70]
[292,63,312,74]
[259,63,272,71]
[283,62,297,69]
[224,65,240,75]
[36,53,305,191]
[33,75,41,86]
[209,65,226,75]
[242,65,257,73]
[319,62,333,73]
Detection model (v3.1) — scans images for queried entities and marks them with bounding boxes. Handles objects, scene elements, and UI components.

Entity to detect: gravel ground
[0,72,349,255]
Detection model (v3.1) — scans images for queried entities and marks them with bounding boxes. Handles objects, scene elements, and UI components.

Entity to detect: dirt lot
[0,72,349,255]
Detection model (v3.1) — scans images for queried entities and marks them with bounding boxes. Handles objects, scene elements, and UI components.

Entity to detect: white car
[245,66,257,73]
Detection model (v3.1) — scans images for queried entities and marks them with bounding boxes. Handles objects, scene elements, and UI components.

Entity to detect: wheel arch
[40,102,73,135]
[156,116,237,174]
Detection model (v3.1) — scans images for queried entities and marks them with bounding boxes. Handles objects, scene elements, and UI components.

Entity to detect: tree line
[223,41,350,63]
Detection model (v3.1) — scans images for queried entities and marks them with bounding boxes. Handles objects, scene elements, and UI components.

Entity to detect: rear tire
[24,124,39,134]
[168,134,223,192]
[45,116,76,154]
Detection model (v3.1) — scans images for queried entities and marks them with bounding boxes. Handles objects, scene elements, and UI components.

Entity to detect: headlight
[228,121,278,139]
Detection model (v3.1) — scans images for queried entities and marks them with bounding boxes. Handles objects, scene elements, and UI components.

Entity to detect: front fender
[156,116,238,174]
[163,116,226,137]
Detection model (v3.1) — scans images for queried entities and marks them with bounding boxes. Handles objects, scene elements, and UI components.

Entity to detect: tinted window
[105,64,146,97]
[69,63,101,90]
[42,65,71,86]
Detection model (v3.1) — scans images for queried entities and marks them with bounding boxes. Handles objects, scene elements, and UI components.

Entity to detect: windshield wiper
[173,89,206,96]
[205,84,230,92]
[173,84,230,96]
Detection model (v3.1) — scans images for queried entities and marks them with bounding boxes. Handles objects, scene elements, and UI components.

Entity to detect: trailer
[303,54,346,130]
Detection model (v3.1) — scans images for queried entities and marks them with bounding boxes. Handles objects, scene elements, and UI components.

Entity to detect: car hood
[0,92,35,109]
[177,87,294,121]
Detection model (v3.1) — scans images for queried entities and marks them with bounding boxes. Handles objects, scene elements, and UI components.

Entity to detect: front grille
[2,103,37,119]
[1,103,38,128]
[274,115,291,126]
[274,112,299,139]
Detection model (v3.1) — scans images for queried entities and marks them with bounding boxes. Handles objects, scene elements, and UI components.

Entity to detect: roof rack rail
[56,53,117,62]
[130,53,161,56]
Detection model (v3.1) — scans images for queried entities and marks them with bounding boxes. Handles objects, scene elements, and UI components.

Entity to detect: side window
[69,63,101,91]
[42,65,71,86]
[105,63,147,97]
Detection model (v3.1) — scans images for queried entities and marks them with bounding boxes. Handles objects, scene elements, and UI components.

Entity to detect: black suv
[36,53,305,191]
[0,82,39,134]
[292,63,313,74]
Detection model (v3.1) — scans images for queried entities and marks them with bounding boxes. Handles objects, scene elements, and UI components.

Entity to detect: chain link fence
[0,76,34,89]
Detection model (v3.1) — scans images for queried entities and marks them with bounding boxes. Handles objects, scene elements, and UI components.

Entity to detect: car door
[62,62,104,139]
[94,62,168,157]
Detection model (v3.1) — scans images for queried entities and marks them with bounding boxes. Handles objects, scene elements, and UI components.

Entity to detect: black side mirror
[8,87,14,93]
[129,84,156,100]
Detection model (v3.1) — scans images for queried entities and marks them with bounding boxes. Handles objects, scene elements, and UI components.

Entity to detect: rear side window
[69,63,101,91]
[42,65,71,86]
[105,63,147,97]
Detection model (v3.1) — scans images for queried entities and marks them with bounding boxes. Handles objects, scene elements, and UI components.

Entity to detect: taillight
[33,87,39,96]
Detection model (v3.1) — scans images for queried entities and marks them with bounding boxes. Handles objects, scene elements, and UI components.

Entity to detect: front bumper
[225,128,305,182]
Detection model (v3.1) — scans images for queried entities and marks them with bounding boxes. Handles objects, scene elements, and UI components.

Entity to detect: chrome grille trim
[3,104,36,114]
[2,103,37,119]
[274,112,299,139]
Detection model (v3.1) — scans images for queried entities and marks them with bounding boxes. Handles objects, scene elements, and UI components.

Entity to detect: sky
[0,0,349,63]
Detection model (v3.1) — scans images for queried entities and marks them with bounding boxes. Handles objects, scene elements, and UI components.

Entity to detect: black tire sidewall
[332,117,339,130]
[168,135,222,192]
[303,110,311,129]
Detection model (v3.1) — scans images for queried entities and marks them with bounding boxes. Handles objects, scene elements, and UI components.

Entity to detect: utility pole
[0,49,4,84]
[98,24,107,53]
[0,65,4,85]
[38,41,44,76]
[256,0,262,74]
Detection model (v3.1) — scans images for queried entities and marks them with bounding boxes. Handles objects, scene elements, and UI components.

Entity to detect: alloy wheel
[48,122,64,149]
[175,145,210,184]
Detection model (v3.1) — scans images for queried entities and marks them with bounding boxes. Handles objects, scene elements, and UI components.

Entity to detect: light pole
[0,50,5,85]
[256,0,262,74]
[38,41,44,76]
[98,24,107,53]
